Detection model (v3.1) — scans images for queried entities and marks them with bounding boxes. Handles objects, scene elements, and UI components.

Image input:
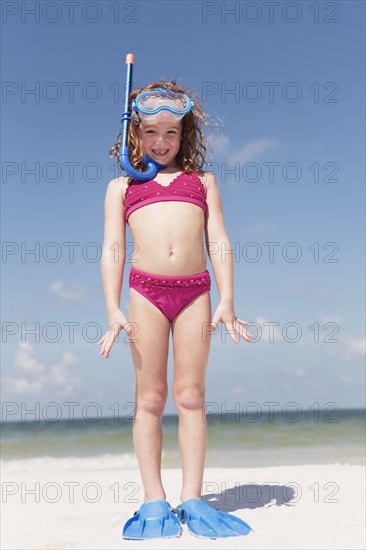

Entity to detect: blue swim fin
[122,499,182,540]
[174,498,253,539]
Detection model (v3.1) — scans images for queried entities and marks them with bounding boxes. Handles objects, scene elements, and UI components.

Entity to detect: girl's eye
[146,130,155,134]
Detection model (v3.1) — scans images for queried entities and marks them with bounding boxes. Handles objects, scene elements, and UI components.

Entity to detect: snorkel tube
[119,53,167,182]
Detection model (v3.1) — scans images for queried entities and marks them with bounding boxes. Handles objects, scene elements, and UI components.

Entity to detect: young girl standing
[98,82,253,540]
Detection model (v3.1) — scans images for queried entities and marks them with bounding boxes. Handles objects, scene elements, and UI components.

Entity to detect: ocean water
[1,409,365,470]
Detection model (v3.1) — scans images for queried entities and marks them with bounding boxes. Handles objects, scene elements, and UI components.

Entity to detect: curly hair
[109,81,214,182]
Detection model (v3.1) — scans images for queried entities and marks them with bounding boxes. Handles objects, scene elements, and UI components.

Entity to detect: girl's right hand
[98,309,132,359]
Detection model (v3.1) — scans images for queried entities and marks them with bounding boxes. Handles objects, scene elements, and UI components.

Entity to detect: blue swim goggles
[132,88,195,117]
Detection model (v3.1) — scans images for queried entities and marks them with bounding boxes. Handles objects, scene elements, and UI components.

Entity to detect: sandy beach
[1,462,364,549]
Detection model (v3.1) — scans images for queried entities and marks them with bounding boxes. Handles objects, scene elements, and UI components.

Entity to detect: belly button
[169,250,174,256]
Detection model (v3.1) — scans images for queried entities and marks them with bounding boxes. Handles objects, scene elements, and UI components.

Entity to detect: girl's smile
[139,120,182,167]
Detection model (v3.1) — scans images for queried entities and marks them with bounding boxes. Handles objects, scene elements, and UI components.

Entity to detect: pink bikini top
[124,171,207,223]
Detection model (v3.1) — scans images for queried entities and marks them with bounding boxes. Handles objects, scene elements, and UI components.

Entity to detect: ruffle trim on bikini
[129,271,210,289]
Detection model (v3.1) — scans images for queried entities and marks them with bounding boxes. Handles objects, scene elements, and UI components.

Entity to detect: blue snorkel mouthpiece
[119,53,166,182]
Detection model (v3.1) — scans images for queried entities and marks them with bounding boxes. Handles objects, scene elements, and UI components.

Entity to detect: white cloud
[254,315,282,343]
[14,343,45,375]
[345,337,365,356]
[294,368,306,377]
[306,290,333,305]
[228,138,278,164]
[251,316,323,348]
[62,351,79,366]
[207,134,278,164]
[325,336,365,363]
[48,279,89,301]
[340,374,354,384]
[290,283,333,306]
[5,377,43,394]
[3,342,81,396]
[207,134,230,156]
[318,314,343,326]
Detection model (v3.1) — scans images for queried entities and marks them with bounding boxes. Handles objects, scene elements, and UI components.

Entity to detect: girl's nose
[155,135,166,144]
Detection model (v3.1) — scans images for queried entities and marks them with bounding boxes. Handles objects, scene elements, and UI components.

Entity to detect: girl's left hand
[209,303,253,345]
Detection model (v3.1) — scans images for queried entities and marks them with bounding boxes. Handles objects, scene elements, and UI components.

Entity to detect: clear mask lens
[132,88,194,117]
[139,93,188,113]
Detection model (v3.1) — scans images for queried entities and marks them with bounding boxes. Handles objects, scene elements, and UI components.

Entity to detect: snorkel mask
[119,54,195,182]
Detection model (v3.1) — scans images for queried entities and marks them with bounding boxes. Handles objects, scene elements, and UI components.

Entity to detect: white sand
[1,463,365,549]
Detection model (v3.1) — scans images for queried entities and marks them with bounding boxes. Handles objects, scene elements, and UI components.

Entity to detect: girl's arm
[204,173,234,305]
[100,177,127,319]
[204,173,252,344]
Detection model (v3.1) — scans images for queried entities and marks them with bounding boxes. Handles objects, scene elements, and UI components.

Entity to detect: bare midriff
[124,184,207,276]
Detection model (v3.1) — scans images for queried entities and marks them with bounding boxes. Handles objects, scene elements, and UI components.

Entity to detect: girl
[98,82,253,539]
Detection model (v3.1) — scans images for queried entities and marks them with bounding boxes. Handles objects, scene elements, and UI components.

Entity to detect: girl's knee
[136,386,168,416]
[173,385,205,412]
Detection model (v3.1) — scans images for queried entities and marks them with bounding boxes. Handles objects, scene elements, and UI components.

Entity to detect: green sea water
[1,409,365,468]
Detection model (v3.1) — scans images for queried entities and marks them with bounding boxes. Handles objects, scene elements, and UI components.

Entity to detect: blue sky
[1,0,365,421]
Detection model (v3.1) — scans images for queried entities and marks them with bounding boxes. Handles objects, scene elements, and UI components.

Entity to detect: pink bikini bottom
[128,266,211,323]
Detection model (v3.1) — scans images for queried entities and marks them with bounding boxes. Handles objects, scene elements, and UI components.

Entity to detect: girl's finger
[227,322,239,344]
[233,321,252,342]
[235,318,251,326]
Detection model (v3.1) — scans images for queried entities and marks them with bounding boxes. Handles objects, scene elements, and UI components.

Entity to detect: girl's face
[138,120,182,169]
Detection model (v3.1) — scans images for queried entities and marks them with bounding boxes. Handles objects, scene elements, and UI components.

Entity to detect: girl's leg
[171,291,212,502]
[128,287,171,502]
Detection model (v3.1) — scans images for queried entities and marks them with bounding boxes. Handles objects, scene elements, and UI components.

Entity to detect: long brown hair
[109,81,211,182]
